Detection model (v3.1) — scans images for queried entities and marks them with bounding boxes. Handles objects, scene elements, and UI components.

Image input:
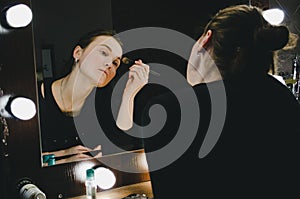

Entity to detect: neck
[188,52,222,86]
[59,70,94,114]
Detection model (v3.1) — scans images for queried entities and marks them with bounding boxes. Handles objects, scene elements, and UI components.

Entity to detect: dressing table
[69,181,153,199]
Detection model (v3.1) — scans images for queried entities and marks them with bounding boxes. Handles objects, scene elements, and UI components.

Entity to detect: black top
[142,74,300,198]
[38,79,82,152]
[38,78,143,154]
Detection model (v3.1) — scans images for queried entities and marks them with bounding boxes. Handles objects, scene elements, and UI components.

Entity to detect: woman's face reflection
[76,35,123,87]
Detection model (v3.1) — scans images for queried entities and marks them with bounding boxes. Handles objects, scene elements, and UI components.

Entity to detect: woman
[144,4,300,198]
[39,29,149,165]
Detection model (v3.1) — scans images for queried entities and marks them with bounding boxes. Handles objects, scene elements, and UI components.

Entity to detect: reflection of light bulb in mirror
[138,153,149,172]
[5,4,33,28]
[94,167,116,190]
[262,8,284,25]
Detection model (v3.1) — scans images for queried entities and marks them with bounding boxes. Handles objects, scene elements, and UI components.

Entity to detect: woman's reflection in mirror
[39,29,150,166]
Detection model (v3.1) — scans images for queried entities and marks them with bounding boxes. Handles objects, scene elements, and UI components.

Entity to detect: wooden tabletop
[68,181,154,199]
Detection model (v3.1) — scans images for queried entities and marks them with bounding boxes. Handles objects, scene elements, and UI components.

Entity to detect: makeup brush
[121,57,160,77]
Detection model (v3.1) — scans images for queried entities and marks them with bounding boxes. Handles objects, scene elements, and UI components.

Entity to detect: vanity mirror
[31,0,145,167]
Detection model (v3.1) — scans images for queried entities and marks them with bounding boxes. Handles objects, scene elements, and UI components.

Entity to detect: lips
[99,69,108,76]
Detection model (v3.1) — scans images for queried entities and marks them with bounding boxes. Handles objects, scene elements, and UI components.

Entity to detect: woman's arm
[42,144,101,157]
[116,60,149,130]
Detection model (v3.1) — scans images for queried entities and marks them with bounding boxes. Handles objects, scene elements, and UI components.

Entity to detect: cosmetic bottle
[17,178,47,199]
[85,169,97,199]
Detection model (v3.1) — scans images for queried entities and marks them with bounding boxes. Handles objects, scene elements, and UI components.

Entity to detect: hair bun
[254,25,289,51]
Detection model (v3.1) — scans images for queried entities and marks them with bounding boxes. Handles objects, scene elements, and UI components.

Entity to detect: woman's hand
[62,145,93,156]
[42,145,102,166]
[124,59,150,98]
[63,144,101,156]
[43,144,101,157]
[56,150,103,164]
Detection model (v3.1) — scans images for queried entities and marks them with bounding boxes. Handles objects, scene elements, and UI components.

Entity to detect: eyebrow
[99,44,112,52]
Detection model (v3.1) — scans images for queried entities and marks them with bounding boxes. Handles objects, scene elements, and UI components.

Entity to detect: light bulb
[262,8,285,25]
[10,97,36,120]
[5,4,32,28]
[94,167,116,190]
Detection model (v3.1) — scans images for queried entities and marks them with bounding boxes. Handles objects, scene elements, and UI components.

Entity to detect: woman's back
[145,74,300,198]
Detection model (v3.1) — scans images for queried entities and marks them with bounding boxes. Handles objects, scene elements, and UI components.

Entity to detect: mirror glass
[31,0,144,167]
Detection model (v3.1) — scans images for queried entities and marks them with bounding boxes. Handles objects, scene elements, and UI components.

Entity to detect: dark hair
[203,4,289,78]
[76,29,122,49]
[61,29,122,77]
[273,33,299,75]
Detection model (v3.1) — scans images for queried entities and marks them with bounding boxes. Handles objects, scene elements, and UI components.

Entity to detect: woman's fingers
[74,145,93,152]
[129,64,149,80]
[64,145,94,156]
[93,145,101,151]
[94,151,103,158]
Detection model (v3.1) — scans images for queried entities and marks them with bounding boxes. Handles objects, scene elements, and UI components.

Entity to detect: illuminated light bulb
[0,95,36,120]
[262,8,285,25]
[94,167,116,190]
[74,162,96,181]
[10,97,36,120]
[5,4,32,28]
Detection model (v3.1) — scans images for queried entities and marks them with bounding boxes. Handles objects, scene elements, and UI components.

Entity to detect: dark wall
[0,0,39,198]
[31,0,113,79]
[112,0,249,37]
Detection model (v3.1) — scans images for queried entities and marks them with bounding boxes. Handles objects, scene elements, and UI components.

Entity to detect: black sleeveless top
[38,78,144,154]
[38,78,83,152]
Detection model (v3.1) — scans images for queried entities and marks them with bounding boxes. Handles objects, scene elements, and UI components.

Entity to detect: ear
[73,45,83,60]
[198,30,212,48]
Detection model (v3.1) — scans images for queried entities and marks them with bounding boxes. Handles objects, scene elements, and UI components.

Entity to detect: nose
[104,58,113,68]
[104,63,113,71]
